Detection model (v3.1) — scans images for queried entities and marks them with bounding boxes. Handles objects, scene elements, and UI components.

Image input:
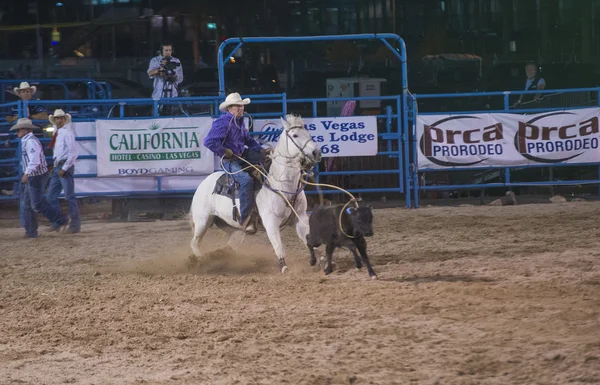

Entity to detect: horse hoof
[370,275,378,280]
[309,258,316,266]
[280,265,288,274]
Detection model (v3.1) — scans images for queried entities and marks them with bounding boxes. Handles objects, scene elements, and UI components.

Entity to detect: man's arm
[534,78,546,101]
[245,129,263,152]
[537,78,546,90]
[30,111,49,120]
[30,106,49,121]
[203,118,229,157]
[147,57,161,78]
[62,130,79,171]
[175,59,184,85]
[24,139,43,176]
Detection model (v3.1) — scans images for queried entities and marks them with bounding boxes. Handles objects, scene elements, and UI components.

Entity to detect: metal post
[282,92,287,116]
[411,95,419,208]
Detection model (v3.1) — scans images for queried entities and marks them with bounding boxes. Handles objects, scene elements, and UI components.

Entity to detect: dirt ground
[1,201,600,385]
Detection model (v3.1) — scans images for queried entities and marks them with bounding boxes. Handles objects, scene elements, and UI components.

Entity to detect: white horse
[189,114,322,273]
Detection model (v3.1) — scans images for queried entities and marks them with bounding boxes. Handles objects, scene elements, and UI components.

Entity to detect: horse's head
[279,114,322,169]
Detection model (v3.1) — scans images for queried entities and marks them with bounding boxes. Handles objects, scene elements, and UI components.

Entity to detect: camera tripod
[158,76,186,116]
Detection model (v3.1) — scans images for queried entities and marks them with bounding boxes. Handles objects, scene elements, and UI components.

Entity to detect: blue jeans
[21,173,65,238]
[46,165,80,231]
[223,158,255,225]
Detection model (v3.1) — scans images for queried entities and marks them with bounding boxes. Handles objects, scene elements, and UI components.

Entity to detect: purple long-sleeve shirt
[203,112,262,157]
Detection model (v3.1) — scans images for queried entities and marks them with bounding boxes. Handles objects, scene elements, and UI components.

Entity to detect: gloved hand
[251,168,263,181]
[223,148,234,159]
[260,147,273,155]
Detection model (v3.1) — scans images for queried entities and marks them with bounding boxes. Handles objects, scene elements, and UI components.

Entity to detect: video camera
[160,56,180,78]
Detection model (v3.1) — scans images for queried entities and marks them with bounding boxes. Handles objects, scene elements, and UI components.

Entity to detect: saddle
[212,153,272,223]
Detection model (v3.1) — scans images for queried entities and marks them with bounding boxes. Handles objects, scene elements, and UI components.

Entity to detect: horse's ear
[280,117,289,131]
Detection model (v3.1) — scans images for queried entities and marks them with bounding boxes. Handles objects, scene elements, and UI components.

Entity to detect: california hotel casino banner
[416,107,600,170]
[95,117,214,177]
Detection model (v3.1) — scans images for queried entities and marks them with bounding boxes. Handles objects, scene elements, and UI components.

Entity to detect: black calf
[306,204,376,278]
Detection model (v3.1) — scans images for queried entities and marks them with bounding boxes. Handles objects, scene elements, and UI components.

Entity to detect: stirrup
[241,214,257,235]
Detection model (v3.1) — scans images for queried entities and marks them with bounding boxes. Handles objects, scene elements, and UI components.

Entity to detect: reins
[219,122,360,238]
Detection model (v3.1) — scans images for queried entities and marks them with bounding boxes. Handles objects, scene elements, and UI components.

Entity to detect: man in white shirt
[11,118,66,238]
[147,43,184,100]
[45,109,81,233]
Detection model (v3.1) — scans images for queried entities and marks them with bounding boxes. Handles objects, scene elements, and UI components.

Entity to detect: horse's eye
[292,134,298,138]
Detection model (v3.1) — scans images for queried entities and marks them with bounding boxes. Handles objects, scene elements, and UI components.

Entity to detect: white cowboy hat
[13,82,37,95]
[10,118,39,131]
[49,109,72,125]
[219,92,251,112]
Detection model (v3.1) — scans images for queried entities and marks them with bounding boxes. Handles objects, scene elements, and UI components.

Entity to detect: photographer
[147,43,184,101]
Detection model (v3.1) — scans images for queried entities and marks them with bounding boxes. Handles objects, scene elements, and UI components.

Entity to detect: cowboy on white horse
[203,92,268,234]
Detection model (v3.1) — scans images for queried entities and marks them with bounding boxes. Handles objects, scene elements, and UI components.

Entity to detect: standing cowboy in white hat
[5,82,49,123]
[45,109,81,233]
[11,118,67,238]
[203,92,269,234]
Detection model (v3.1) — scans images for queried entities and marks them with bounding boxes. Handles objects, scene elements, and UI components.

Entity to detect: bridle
[280,125,317,170]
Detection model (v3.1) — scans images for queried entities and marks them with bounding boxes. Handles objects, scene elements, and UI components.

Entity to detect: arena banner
[95,117,214,177]
[417,107,600,170]
[252,116,378,157]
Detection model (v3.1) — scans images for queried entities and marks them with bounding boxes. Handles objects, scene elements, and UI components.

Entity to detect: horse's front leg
[262,215,288,273]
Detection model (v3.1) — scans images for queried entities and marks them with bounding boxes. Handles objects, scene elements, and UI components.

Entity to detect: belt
[54,159,67,167]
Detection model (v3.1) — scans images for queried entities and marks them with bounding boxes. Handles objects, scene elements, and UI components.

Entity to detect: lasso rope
[220,151,361,239]
[300,174,360,239]
[221,153,309,227]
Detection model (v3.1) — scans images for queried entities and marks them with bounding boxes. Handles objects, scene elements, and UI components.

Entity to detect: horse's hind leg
[190,215,213,257]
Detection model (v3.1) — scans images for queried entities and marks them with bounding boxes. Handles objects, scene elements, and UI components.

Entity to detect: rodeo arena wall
[2,34,600,220]
[78,113,380,192]
[1,90,405,224]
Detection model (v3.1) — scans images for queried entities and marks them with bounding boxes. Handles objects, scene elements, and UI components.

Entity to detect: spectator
[5,82,49,123]
[11,118,67,238]
[45,109,80,234]
[513,62,546,108]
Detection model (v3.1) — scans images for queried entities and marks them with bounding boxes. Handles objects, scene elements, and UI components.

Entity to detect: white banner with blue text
[416,107,600,170]
[95,117,215,177]
[252,116,378,157]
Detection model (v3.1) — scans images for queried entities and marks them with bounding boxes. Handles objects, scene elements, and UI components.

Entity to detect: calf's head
[346,206,374,237]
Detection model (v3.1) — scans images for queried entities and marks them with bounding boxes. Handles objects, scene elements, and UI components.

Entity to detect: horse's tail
[187,211,194,234]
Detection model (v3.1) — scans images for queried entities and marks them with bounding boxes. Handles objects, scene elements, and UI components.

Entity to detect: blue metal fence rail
[0,78,111,103]
[410,87,600,208]
[0,93,408,214]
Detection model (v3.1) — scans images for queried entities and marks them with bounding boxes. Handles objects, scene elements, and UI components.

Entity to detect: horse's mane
[284,114,304,129]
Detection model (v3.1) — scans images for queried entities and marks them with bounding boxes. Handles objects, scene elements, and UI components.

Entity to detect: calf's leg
[346,243,363,270]
[355,238,377,279]
[306,234,319,266]
[324,242,336,275]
